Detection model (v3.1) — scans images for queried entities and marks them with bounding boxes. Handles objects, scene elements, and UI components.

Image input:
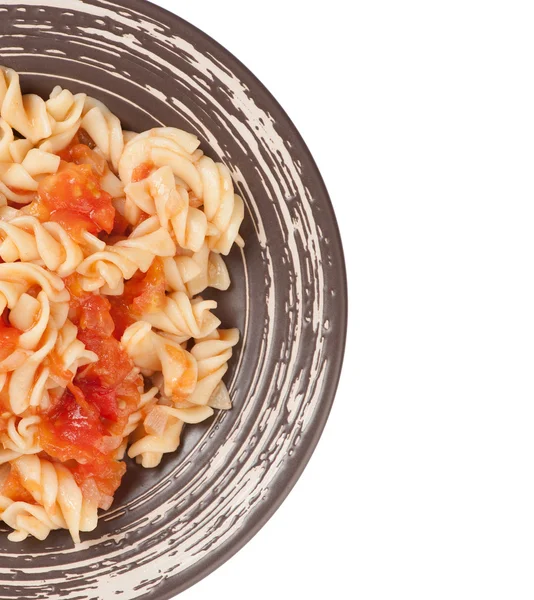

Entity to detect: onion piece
[96,435,123,454]
[143,405,169,436]
[208,382,232,410]
[164,404,213,424]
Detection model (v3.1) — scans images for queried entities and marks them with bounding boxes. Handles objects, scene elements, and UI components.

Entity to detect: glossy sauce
[0,311,21,363]
[108,258,166,339]
[22,143,115,241]
[131,161,154,183]
[39,275,142,501]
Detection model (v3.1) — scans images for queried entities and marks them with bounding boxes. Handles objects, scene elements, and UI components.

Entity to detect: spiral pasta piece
[119,127,202,186]
[0,123,41,204]
[0,416,42,454]
[0,214,87,277]
[124,166,207,252]
[162,254,202,295]
[121,321,197,402]
[127,411,184,468]
[0,67,52,143]
[76,217,175,294]
[0,497,59,542]
[139,291,220,341]
[0,121,33,167]
[49,319,98,385]
[0,265,70,414]
[188,328,239,407]
[7,456,98,543]
[4,326,56,415]
[0,262,69,317]
[81,96,124,172]
[197,156,245,254]
[176,243,230,297]
[0,147,60,205]
[39,86,87,153]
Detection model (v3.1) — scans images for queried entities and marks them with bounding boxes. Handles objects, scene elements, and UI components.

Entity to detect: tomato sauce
[3,136,167,507]
[38,275,142,502]
[131,161,154,183]
[108,258,166,339]
[0,316,21,363]
[71,459,125,502]
[1,468,35,504]
[111,210,130,237]
[21,144,115,242]
[39,163,115,236]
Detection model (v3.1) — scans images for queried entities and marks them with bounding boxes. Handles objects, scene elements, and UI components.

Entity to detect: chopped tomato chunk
[38,275,142,502]
[130,259,166,315]
[131,161,154,183]
[42,386,104,454]
[37,163,115,237]
[65,275,115,336]
[71,459,125,502]
[111,210,130,237]
[1,468,35,504]
[60,143,107,176]
[57,132,97,162]
[0,316,21,362]
[108,258,166,339]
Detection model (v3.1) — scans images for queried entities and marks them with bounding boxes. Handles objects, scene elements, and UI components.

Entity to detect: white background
[154,1,534,599]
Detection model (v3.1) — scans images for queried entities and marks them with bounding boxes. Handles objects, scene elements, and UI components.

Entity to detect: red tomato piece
[0,317,21,362]
[131,161,154,183]
[108,259,166,339]
[38,162,115,237]
[1,468,35,504]
[71,458,126,501]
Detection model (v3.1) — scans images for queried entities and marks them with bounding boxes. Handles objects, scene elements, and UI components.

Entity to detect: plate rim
[3,1,348,597]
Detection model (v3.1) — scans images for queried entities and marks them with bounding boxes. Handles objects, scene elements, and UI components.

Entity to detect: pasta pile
[0,67,244,543]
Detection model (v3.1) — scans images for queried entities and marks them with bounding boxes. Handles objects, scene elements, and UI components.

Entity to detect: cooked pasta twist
[162,254,202,295]
[76,217,175,294]
[0,262,69,319]
[0,67,52,143]
[0,213,90,277]
[81,96,124,172]
[0,264,70,414]
[196,156,245,254]
[124,166,208,252]
[114,387,159,461]
[0,147,60,204]
[161,243,231,298]
[40,86,87,154]
[5,456,98,543]
[188,328,239,407]
[127,409,184,468]
[119,128,244,254]
[0,496,60,542]
[49,319,98,387]
[140,291,221,341]
[121,321,197,401]
[119,127,202,186]
[3,326,56,415]
[126,393,219,468]
[0,416,42,454]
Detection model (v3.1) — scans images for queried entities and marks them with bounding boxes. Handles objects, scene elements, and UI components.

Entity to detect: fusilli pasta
[0,69,243,544]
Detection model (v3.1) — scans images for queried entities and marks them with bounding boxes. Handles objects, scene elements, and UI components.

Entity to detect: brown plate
[0,1,347,598]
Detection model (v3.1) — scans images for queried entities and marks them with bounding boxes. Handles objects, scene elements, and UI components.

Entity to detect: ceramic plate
[0,1,347,597]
